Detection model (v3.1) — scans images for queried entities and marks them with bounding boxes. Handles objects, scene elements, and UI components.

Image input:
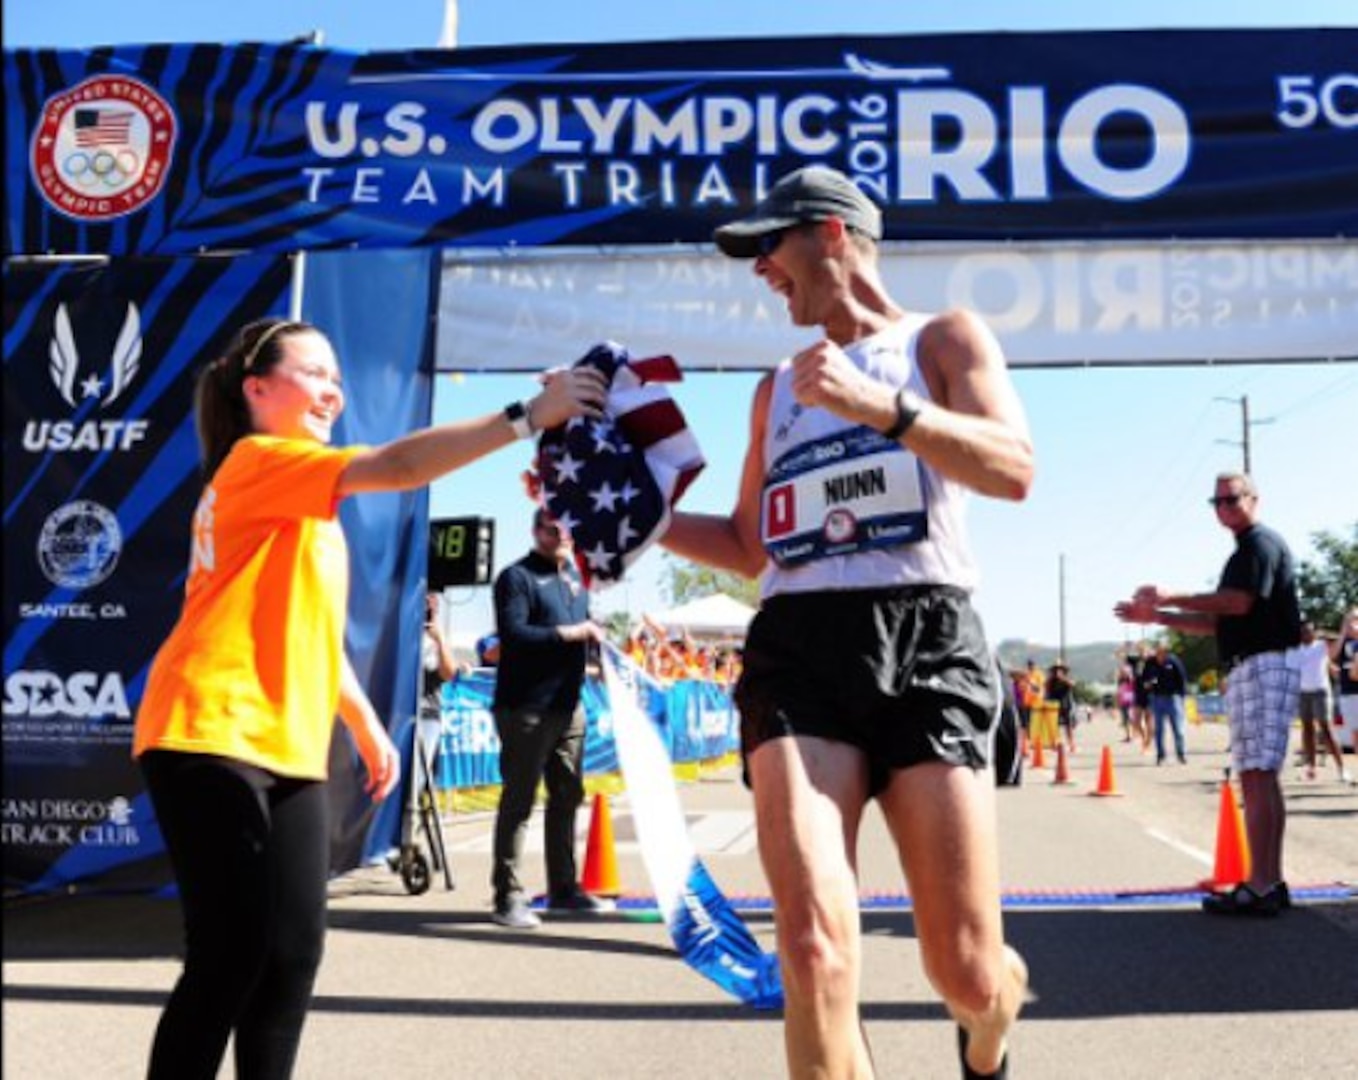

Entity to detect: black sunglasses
[1208,494,1246,508]
[754,227,794,258]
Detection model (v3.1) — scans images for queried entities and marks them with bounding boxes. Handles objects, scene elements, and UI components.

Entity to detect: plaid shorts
[1224,651,1299,772]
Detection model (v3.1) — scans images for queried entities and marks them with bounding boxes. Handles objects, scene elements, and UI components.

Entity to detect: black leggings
[140,751,330,1080]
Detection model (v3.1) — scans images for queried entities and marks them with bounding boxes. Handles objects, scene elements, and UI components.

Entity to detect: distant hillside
[996,640,1124,686]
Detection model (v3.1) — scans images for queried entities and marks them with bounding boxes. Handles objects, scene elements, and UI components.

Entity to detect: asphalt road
[5,713,1356,1079]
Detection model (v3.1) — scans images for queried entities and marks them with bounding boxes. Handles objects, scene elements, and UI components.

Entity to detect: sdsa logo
[3,671,131,719]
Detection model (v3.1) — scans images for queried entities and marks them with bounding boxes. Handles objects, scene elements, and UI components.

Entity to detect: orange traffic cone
[581,791,621,897]
[1052,742,1075,785]
[1030,736,1046,770]
[1089,745,1123,796]
[1199,780,1251,890]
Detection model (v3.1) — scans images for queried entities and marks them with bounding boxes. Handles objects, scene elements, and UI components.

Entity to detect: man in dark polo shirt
[1115,471,1301,915]
[489,508,609,929]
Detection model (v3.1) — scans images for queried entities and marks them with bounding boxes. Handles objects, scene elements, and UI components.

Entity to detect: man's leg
[748,735,874,1080]
[1152,699,1168,762]
[1171,697,1188,761]
[879,762,1026,1077]
[542,706,586,896]
[1240,767,1286,888]
[1298,695,1319,773]
[491,707,553,906]
[1316,703,1348,776]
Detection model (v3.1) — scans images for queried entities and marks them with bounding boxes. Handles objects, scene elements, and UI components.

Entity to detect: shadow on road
[7,892,1356,1022]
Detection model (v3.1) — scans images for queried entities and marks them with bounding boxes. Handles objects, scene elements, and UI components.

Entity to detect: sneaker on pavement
[546,887,615,914]
[492,897,541,929]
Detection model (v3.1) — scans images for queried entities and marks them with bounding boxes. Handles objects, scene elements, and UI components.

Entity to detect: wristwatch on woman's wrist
[504,400,534,440]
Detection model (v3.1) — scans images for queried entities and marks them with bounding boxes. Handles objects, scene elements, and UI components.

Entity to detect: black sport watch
[882,386,922,440]
[504,400,533,440]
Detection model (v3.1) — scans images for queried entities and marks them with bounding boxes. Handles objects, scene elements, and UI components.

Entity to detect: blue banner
[5,29,1354,257]
[2,249,438,893]
[3,254,292,892]
[305,248,441,868]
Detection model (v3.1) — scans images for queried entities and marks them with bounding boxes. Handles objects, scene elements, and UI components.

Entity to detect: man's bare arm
[661,374,772,579]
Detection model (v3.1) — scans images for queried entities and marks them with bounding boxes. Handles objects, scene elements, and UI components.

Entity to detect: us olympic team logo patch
[29,75,177,222]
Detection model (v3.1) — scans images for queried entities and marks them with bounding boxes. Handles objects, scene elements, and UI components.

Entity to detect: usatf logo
[29,74,177,221]
[22,303,150,453]
[50,302,142,408]
[37,500,123,590]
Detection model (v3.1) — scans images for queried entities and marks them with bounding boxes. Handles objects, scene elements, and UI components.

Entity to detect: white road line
[1146,827,1213,867]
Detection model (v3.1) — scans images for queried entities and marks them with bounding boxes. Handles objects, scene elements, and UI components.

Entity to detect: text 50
[1275,74,1358,129]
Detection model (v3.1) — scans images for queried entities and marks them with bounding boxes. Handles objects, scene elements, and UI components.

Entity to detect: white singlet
[759,316,978,600]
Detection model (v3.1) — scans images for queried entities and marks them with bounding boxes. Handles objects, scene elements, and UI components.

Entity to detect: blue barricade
[433,669,738,791]
[1194,692,1226,718]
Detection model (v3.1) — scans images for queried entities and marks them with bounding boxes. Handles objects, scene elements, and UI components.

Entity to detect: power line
[1268,370,1358,421]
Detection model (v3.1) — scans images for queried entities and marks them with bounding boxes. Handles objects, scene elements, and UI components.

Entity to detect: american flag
[73,108,134,148]
[537,342,705,590]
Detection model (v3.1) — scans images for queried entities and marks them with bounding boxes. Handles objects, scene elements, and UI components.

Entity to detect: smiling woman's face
[244,330,345,443]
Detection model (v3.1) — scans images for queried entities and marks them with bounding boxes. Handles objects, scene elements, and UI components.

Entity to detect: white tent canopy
[649,593,757,641]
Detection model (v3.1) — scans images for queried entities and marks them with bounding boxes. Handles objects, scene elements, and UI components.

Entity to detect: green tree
[662,554,760,608]
[1297,523,1358,632]
[1163,629,1219,687]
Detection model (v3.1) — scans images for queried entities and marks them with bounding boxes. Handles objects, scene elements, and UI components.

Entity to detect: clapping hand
[1114,585,1161,624]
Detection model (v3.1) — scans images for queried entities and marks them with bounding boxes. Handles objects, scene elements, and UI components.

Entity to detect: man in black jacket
[490,508,608,929]
[1144,642,1189,765]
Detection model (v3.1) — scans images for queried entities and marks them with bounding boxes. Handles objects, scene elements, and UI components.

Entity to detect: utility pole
[1214,394,1273,475]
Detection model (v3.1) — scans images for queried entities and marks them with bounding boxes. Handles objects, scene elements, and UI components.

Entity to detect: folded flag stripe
[616,395,688,448]
[619,353,683,386]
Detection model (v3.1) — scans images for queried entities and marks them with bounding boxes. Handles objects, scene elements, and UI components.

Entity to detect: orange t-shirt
[1022,671,1045,708]
[133,435,366,779]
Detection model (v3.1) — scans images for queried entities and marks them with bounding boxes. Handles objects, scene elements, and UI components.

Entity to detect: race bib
[761,426,928,567]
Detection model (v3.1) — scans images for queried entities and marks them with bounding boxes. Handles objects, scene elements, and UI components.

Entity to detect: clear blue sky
[8,2,1356,655]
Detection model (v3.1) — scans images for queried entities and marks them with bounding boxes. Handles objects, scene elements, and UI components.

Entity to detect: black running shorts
[733,585,1001,796]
